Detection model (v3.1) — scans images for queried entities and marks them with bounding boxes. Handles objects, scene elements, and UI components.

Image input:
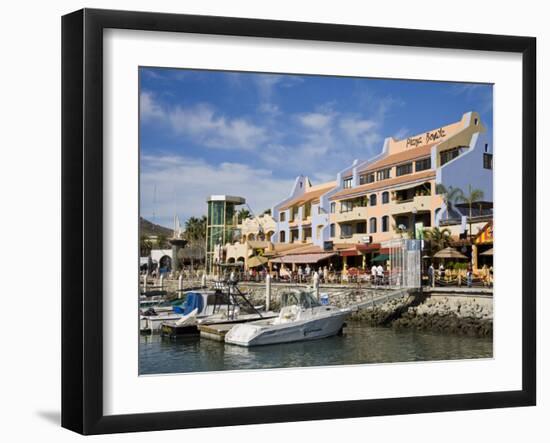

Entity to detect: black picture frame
[61,8,536,435]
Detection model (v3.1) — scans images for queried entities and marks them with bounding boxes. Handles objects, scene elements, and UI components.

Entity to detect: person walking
[298,265,304,283]
[371,264,377,286]
[376,263,384,285]
[428,263,435,287]
[466,263,473,288]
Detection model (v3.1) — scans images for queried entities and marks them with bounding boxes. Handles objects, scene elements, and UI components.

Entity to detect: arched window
[369,194,377,206]
[382,191,389,204]
[330,223,335,238]
[369,217,377,233]
[382,216,389,232]
[279,231,286,243]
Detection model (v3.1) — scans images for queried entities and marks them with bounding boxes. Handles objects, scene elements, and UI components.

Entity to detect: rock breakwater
[352,294,493,337]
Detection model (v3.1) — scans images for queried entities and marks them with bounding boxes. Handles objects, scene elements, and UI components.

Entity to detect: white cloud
[168,104,267,150]
[140,92,267,150]
[140,154,294,225]
[140,91,165,121]
[392,127,410,140]
[258,102,280,116]
[339,117,379,147]
[298,112,334,130]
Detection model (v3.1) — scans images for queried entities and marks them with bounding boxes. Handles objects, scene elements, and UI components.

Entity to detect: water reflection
[139,322,493,375]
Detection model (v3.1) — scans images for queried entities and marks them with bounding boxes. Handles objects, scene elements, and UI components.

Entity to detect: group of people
[426,263,493,287]
[369,264,387,285]
[272,263,335,283]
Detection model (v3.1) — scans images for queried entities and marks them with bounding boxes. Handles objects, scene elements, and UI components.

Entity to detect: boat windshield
[280,291,321,309]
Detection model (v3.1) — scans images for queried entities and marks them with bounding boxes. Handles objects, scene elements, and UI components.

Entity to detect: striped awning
[270,252,337,264]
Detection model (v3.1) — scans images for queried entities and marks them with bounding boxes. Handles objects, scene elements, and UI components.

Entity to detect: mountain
[139,217,173,238]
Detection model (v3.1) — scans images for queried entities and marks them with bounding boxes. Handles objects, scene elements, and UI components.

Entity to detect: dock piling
[265,273,271,311]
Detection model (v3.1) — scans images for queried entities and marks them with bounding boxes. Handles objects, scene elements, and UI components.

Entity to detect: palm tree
[457,184,485,242]
[156,233,168,248]
[237,208,251,223]
[436,184,463,220]
[139,235,153,256]
[184,216,207,270]
[423,227,452,254]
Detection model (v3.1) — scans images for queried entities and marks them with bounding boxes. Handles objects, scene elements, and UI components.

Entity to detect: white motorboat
[225,290,350,347]
[140,312,183,333]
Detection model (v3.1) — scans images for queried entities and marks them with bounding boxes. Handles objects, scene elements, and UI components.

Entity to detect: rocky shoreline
[351,295,493,337]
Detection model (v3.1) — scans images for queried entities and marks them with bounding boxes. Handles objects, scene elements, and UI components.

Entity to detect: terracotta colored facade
[271,111,493,253]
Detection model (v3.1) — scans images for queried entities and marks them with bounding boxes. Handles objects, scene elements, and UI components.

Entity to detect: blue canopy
[174,292,204,315]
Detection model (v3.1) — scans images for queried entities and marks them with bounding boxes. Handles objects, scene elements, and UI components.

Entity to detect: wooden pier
[198,323,235,342]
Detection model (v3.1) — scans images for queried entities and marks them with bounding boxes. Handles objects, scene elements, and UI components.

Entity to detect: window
[329,223,335,238]
[341,200,353,212]
[359,172,375,185]
[343,177,353,188]
[279,211,286,222]
[483,153,493,170]
[316,224,324,239]
[440,147,461,165]
[356,222,367,234]
[340,224,353,238]
[290,229,299,242]
[382,191,389,204]
[396,162,413,176]
[291,206,299,221]
[484,143,489,153]
[382,216,389,232]
[369,217,377,233]
[415,157,431,172]
[279,231,286,243]
[474,118,479,125]
[376,168,391,181]
[330,202,336,213]
[369,194,377,206]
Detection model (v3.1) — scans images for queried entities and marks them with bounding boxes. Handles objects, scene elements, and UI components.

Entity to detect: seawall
[152,277,493,337]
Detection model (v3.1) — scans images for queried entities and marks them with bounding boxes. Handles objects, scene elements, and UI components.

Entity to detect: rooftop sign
[406,127,447,148]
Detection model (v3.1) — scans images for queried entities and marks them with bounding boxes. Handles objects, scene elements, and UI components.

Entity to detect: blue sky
[140,67,492,228]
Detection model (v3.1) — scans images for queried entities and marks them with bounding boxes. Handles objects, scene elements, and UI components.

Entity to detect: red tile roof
[278,184,335,211]
[330,170,435,200]
[363,144,435,172]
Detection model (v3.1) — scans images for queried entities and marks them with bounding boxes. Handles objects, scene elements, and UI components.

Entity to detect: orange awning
[270,252,337,264]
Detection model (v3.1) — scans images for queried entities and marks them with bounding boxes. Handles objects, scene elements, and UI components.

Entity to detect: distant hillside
[139,217,173,238]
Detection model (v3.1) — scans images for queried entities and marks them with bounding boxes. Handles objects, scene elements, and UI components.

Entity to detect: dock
[198,323,235,342]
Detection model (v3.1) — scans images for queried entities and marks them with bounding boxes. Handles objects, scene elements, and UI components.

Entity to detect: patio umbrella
[480,248,494,256]
[433,247,468,260]
[247,255,268,268]
[372,254,389,262]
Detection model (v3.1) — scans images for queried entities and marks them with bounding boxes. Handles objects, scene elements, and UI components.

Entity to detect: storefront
[473,221,493,269]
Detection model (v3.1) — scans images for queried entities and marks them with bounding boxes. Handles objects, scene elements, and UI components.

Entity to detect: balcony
[390,195,433,215]
[333,206,368,223]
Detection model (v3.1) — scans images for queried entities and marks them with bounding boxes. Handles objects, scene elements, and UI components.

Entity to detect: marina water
[139,322,493,375]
